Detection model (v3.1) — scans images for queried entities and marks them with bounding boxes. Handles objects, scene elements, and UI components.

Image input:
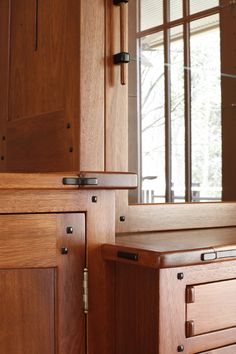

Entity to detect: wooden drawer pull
[186,320,195,338]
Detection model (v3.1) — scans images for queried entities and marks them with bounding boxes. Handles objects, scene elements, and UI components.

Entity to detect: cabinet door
[0,269,55,354]
[0,213,86,354]
[0,0,80,172]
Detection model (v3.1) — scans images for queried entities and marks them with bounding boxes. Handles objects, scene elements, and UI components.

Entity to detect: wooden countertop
[0,172,137,190]
[102,227,236,268]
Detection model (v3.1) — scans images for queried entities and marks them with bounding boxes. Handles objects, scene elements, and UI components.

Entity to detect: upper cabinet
[0,0,107,172]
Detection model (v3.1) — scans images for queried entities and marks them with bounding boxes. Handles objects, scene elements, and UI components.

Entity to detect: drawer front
[199,344,236,353]
[186,279,236,336]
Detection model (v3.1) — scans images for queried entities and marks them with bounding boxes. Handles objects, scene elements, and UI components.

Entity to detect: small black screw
[120,216,126,222]
[92,196,97,203]
[177,273,184,280]
[177,345,184,352]
[61,247,69,255]
[66,227,73,234]
[1,156,4,161]
[66,123,71,129]
[69,147,73,153]
[2,136,6,141]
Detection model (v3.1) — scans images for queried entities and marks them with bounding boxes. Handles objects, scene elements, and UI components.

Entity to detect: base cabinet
[108,260,236,354]
[0,213,86,354]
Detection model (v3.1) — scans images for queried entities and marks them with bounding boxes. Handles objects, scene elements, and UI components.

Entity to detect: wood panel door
[0,0,80,172]
[0,213,86,354]
[0,268,55,354]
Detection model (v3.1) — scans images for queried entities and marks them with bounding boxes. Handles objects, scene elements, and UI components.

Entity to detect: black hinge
[63,177,98,186]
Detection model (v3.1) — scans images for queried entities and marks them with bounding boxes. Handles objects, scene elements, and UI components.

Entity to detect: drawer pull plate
[63,177,98,186]
[201,249,236,261]
[117,251,138,261]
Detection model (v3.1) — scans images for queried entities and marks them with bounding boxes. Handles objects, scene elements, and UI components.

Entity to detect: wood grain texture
[187,280,236,336]
[0,187,116,354]
[199,344,236,353]
[116,264,158,354]
[0,171,137,189]
[9,0,66,120]
[0,0,9,171]
[160,262,236,353]
[87,190,116,354]
[105,0,128,171]
[80,0,105,171]
[56,213,86,354]
[0,268,55,354]
[106,227,236,268]
[5,0,81,172]
[116,202,236,233]
[7,111,73,172]
[0,214,56,268]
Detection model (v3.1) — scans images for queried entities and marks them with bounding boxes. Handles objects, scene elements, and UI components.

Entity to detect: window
[128,0,221,203]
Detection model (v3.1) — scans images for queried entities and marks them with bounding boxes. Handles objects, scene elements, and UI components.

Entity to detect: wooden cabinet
[103,229,236,354]
[0,212,86,354]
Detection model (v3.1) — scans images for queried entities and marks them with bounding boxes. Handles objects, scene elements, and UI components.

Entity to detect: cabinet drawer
[186,279,236,336]
[199,344,236,353]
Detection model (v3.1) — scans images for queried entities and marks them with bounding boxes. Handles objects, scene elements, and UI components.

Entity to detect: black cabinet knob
[61,247,69,255]
[66,226,73,234]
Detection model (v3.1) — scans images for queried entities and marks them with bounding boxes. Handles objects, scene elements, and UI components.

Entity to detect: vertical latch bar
[83,268,88,314]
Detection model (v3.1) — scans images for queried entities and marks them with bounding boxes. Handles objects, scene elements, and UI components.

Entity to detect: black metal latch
[113,52,130,65]
[63,177,98,186]
[113,0,129,4]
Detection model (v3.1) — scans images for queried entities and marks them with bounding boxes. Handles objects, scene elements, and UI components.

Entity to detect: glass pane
[140,0,163,31]
[190,0,219,15]
[170,26,185,202]
[140,32,165,203]
[190,15,222,202]
[170,0,183,22]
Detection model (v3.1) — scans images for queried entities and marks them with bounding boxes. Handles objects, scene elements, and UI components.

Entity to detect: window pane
[190,15,222,202]
[140,0,163,31]
[140,32,165,203]
[170,26,185,202]
[190,0,219,15]
[170,0,183,22]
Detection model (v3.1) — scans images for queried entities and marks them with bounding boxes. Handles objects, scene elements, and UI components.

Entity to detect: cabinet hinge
[83,268,88,314]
